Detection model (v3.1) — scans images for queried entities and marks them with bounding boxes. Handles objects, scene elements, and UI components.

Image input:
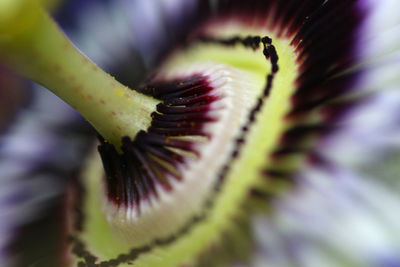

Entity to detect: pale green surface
[0,6,159,147]
[78,29,299,266]
[0,0,59,36]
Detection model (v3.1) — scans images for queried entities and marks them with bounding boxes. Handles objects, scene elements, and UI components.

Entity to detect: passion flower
[1,0,400,267]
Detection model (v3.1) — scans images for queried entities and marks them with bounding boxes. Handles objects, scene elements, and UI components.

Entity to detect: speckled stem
[0,4,159,147]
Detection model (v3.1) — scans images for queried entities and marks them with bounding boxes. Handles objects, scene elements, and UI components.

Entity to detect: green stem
[0,4,159,147]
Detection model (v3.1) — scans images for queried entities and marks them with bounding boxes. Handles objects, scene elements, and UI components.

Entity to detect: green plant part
[0,1,159,147]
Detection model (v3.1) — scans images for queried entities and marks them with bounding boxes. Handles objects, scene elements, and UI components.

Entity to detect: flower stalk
[0,1,159,147]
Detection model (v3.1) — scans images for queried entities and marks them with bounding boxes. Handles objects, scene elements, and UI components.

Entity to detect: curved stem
[0,3,159,147]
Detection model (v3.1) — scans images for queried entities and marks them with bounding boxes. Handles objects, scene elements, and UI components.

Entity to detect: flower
[1,0,400,266]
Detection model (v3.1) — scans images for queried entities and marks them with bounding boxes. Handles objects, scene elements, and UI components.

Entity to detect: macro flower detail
[1,0,400,267]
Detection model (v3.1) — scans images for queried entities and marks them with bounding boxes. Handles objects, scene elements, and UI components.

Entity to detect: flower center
[72,24,300,265]
[68,0,364,265]
[98,50,273,246]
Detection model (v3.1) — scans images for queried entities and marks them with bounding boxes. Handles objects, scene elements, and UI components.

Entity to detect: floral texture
[1,0,400,267]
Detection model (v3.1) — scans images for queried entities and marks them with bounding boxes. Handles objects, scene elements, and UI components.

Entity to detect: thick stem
[0,4,159,147]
